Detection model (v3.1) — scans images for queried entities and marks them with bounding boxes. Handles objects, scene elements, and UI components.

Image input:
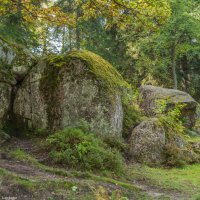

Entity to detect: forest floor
[0,137,200,200]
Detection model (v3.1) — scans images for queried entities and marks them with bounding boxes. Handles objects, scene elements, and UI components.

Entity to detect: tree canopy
[1,0,200,99]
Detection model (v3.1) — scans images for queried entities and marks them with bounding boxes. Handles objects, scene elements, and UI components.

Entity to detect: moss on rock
[46,50,130,95]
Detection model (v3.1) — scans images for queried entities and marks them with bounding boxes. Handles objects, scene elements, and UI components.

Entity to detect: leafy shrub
[155,99,186,136]
[46,128,124,173]
[70,119,127,152]
[164,143,199,167]
[153,100,197,167]
[122,91,142,139]
[164,144,188,167]
[101,135,128,153]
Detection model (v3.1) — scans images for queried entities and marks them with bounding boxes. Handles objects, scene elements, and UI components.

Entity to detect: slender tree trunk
[43,39,47,55]
[61,27,66,53]
[43,27,48,55]
[69,27,72,50]
[16,0,22,23]
[76,6,81,50]
[171,45,177,89]
[180,55,189,92]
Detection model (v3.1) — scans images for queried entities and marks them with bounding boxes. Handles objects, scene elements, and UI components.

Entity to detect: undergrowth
[154,99,198,167]
[46,128,124,173]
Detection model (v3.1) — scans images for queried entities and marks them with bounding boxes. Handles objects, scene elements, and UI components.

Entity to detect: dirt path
[0,138,189,200]
[132,180,187,200]
[0,155,188,200]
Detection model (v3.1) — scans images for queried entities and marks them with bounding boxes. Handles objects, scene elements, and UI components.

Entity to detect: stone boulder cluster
[129,85,198,165]
[0,38,200,166]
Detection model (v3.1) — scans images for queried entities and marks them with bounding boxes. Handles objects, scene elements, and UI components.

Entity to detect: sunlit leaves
[80,0,171,30]
[0,0,75,27]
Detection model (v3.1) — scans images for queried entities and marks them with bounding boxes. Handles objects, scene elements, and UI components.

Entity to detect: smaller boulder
[139,85,197,128]
[128,118,199,166]
[128,118,166,165]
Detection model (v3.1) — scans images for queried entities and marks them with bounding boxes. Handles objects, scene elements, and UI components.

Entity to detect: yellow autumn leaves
[0,0,171,30]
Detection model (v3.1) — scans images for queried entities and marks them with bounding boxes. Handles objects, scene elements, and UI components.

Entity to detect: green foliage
[122,91,142,138]
[71,119,127,152]
[10,149,39,165]
[130,0,200,95]
[101,135,127,153]
[46,128,124,173]
[155,99,186,136]
[164,144,189,167]
[80,18,127,70]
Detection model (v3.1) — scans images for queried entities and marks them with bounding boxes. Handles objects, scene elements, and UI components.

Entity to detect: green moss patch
[47,50,130,94]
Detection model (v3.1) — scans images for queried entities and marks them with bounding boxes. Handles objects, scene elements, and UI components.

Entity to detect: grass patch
[10,149,39,165]
[128,164,200,198]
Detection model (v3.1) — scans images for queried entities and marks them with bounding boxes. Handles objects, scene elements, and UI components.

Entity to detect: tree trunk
[76,6,81,50]
[43,27,48,55]
[69,27,72,50]
[171,45,177,89]
[180,55,189,92]
[61,27,66,53]
[17,0,22,22]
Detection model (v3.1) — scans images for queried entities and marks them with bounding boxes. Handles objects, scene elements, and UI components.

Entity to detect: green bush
[122,91,142,139]
[46,128,124,173]
[164,144,188,167]
[155,99,186,136]
[101,135,128,153]
[164,143,199,167]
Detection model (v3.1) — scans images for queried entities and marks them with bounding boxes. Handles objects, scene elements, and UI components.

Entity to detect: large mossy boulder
[139,85,197,128]
[13,50,129,136]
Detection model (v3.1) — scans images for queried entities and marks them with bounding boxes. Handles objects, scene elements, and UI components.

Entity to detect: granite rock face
[0,83,12,125]
[0,37,36,83]
[13,51,126,136]
[0,37,36,127]
[139,85,197,128]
